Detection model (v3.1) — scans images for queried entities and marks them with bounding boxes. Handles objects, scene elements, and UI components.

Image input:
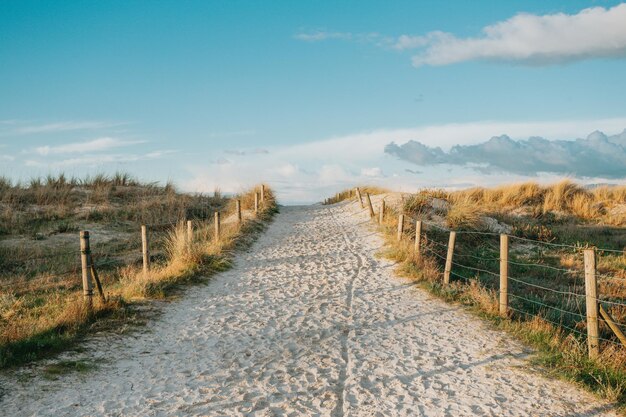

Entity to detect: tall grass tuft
[446,196,483,229]
[326,182,626,405]
[0,179,277,368]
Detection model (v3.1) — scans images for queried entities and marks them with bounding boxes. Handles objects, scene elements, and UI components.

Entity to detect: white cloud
[404,4,626,66]
[361,167,384,177]
[295,31,393,48]
[145,150,176,158]
[207,130,256,138]
[224,148,269,156]
[319,165,352,183]
[180,117,626,203]
[34,137,145,155]
[295,31,353,42]
[297,5,626,67]
[275,117,626,159]
[386,130,626,178]
[9,120,128,135]
[275,163,300,177]
[24,150,173,168]
[392,33,439,50]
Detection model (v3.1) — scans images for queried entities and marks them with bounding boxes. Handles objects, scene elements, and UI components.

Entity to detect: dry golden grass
[0,173,223,236]
[0,180,277,367]
[445,195,484,229]
[446,180,626,225]
[335,181,626,405]
[324,186,389,205]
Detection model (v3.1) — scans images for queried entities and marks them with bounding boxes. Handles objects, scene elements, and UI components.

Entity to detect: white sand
[0,201,618,416]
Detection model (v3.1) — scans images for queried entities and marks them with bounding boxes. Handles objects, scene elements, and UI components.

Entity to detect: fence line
[329,191,625,356]
[364,199,626,359]
[0,185,269,308]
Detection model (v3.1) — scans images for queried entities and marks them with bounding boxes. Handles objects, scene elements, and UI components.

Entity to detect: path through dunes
[0,203,618,416]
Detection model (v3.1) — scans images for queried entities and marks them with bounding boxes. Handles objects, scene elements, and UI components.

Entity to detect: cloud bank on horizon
[182,120,626,203]
[2,118,626,203]
[297,3,626,67]
[385,130,626,178]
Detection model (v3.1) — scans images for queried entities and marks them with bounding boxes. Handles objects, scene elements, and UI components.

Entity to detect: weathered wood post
[88,257,106,303]
[187,220,193,243]
[584,248,600,359]
[499,234,509,317]
[599,305,626,346]
[414,220,422,257]
[236,199,242,223]
[254,192,259,214]
[443,231,456,285]
[365,193,375,219]
[379,200,385,224]
[355,187,364,208]
[260,184,265,204]
[214,211,221,242]
[79,231,93,306]
[397,214,405,241]
[141,225,150,275]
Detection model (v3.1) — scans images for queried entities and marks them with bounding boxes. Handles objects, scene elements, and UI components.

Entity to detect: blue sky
[1,1,626,203]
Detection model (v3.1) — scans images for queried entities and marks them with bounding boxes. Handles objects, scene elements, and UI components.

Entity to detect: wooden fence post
[254,192,259,214]
[499,234,509,317]
[379,200,385,224]
[365,193,375,218]
[214,211,221,242]
[414,220,422,257]
[141,225,150,275]
[397,214,405,241]
[355,187,364,208]
[236,199,242,223]
[79,231,93,306]
[260,184,265,204]
[584,248,600,359]
[443,231,456,285]
[187,220,193,243]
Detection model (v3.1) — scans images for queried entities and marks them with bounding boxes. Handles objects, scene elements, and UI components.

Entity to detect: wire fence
[0,189,270,301]
[344,188,626,358]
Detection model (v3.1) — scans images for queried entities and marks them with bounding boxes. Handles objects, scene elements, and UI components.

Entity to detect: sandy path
[0,202,618,416]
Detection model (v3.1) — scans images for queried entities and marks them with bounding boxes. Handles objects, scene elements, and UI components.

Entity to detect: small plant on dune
[164,222,205,267]
[446,197,483,229]
[511,224,555,242]
[419,188,449,200]
[0,177,12,190]
[542,180,588,213]
[358,186,388,196]
[324,186,389,205]
[403,193,430,217]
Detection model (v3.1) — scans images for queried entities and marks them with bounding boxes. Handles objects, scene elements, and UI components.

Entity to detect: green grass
[43,359,97,379]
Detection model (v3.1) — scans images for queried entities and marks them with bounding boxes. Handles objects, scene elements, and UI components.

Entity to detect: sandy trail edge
[0,202,618,416]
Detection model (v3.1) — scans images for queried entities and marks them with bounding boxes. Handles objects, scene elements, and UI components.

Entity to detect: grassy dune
[0,174,277,368]
[323,186,388,205]
[332,181,626,406]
